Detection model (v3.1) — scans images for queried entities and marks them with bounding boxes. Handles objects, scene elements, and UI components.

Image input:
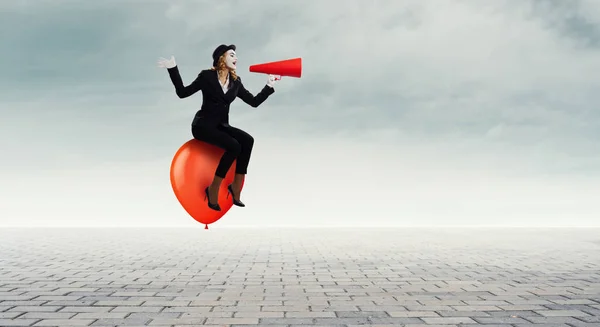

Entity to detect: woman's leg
[192,124,242,206]
[220,125,254,201]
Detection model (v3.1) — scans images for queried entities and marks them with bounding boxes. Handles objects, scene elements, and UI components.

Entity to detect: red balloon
[169,139,244,229]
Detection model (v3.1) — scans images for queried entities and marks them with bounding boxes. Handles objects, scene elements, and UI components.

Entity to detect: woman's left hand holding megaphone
[266,74,281,88]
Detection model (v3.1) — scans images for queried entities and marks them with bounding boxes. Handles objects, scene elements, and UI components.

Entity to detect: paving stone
[335,310,390,318]
[234,311,284,318]
[522,316,591,324]
[8,306,63,312]
[210,305,262,312]
[258,317,315,324]
[471,316,532,324]
[1,227,599,326]
[567,323,600,327]
[56,306,112,313]
[19,312,76,319]
[109,306,163,313]
[420,316,477,324]
[0,311,24,319]
[89,317,151,326]
[0,319,41,326]
[285,311,336,318]
[387,310,440,317]
[32,319,96,326]
[313,317,373,324]
[435,310,491,317]
[578,314,600,323]
[148,316,207,325]
[535,309,592,317]
[204,317,259,324]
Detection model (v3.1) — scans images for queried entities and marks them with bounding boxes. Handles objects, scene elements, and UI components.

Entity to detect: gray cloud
[529,0,600,48]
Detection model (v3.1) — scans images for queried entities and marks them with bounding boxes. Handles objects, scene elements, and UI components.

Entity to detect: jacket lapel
[208,70,237,101]
[206,70,223,98]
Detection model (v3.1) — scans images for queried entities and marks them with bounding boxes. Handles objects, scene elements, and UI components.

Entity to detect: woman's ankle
[210,176,224,190]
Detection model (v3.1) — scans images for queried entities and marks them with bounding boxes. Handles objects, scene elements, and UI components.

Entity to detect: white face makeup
[225,50,237,70]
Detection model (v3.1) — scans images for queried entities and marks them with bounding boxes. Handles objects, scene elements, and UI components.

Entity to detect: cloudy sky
[1,0,599,228]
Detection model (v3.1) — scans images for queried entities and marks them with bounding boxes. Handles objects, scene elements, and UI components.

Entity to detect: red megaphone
[249,58,302,78]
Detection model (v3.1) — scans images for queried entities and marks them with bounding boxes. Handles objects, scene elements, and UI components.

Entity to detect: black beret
[212,44,236,67]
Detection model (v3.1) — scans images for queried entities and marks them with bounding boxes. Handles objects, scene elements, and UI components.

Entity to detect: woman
[157,44,278,211]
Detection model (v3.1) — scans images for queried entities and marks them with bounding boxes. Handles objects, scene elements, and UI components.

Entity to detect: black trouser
[191,123,254,178]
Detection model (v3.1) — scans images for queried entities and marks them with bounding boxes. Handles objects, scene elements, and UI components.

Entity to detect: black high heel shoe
[204,187,221,211]
[227,184,245,207]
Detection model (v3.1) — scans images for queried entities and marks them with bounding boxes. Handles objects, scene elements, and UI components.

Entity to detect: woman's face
[225,50,237,70]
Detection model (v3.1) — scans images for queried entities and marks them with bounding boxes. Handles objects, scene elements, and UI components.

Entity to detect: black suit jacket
[167,66,275,126]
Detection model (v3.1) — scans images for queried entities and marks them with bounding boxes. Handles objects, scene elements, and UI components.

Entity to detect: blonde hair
[210,54,238,81]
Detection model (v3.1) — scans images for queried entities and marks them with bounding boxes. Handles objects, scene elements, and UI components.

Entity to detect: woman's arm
[167,66,204,98]
[236,78,275,107]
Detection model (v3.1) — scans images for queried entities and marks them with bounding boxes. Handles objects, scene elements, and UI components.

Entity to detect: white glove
[267,74,281,88]
[157,55,176,69]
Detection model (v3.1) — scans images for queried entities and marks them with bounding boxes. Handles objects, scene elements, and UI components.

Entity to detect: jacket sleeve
[167,66,204,98]
[236,78,275,108]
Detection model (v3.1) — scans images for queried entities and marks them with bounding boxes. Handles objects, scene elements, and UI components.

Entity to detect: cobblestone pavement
[0,227,599,327]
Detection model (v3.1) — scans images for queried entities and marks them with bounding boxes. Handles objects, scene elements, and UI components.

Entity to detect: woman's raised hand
[157,55,176,69]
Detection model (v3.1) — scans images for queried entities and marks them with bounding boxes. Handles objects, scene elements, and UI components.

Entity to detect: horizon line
[1,225,599,229]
